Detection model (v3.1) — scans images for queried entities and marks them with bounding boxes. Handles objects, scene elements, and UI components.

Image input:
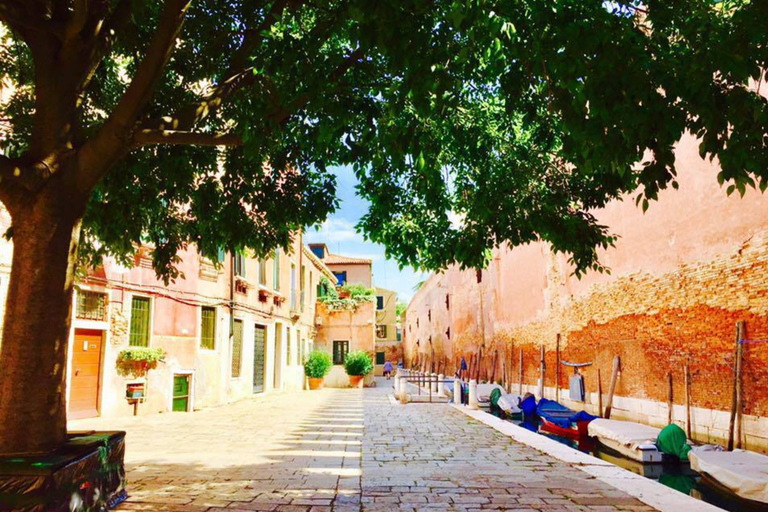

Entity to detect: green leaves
[2,0,767,280]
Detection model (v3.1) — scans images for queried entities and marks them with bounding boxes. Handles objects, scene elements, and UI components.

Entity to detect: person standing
[383,360,393,379]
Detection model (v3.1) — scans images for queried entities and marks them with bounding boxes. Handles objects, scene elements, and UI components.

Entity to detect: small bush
[304,350,333,379]
[344,350,373,376]
[115,347,166,378]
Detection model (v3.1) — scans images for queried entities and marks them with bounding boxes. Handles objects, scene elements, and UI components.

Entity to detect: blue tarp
[536,398,597,428]
[521,395,537,416]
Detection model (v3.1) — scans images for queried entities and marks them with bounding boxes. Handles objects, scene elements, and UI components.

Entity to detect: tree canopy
[0,0,766,277]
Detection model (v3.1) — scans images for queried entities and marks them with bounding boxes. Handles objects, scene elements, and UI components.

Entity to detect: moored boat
[690,446,768,507]
[588,418,664,463]
[536,398,597,440]
[476,383,505,410]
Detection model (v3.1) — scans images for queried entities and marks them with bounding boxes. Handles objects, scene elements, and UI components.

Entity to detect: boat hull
[593,436,664,464]
[540,418,591,440]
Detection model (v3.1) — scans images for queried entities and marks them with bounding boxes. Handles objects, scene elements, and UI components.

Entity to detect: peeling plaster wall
[405,135,768,451]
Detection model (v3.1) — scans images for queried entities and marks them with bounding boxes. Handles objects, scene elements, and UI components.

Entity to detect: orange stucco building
[405,133,768,452]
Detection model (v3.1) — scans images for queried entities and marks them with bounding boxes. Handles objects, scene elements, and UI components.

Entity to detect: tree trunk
[0,193,82,455]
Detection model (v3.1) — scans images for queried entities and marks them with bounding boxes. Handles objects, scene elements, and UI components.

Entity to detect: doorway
[70,329,104,419]
[172,373,191,412]
[253,325,266,393]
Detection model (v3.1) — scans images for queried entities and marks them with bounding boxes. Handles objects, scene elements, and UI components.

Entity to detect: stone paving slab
[70,380,659,512]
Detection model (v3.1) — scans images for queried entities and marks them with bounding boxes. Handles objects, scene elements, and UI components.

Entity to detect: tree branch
[63,0,87,40]
[139,0,293,133]
[75,0,192,194]
[0,1,65,39]
[133,129,243,146]
[268,47,365,124]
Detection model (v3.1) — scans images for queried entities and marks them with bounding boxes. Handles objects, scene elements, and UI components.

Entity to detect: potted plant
[304,350,332,390]
[344,350,373,388]
[115,347,166,378]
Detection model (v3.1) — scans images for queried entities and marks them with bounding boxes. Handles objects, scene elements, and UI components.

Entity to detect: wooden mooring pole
[538,344,545,399]
[555,334,561,401]
[667,372,673,425]
[685,364,692,438]
[604,356,620,419]
[728,321,745,451]
[597,368,603,418]
[518,348,523,395]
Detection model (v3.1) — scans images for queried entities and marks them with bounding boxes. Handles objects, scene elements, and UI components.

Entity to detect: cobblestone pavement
[71,380,657,511]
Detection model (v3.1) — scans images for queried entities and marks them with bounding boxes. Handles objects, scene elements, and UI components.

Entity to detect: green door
[253,325,266,393]
[173,374,190,412]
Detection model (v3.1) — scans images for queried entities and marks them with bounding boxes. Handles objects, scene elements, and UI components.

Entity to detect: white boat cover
[588,419,661,451]
[476,383,505,403]
[497,394,522,414]
[690,446,768,504]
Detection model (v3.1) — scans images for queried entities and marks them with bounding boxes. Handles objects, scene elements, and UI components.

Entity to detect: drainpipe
[230,251,235,343]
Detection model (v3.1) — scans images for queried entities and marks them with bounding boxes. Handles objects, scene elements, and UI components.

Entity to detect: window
[300,265,306,311]
[476,268,482,283]
[376,324,387,338]
[299,337,304,364]
[200,306,216,350]
[397,326,402,341]
[273,248,280,290]
[129,296,151,347]
[234,253,246,278]
[258,257,267,285]
[333,340,349,365]
[376,351,386,365]
[446,293,450,310]
[231,319,243,377]
[310,246,324,259]
[446,327,451,339]
[290,264,297,310]
[286,328,292,366]
[333,271,347,286]
[76,291,107,321]
[376,295,384,310]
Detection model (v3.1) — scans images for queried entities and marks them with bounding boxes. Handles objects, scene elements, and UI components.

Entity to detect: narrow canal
[494,413,766,512]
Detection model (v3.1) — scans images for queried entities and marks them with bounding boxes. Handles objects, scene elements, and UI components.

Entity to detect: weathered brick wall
[404,136,768,450]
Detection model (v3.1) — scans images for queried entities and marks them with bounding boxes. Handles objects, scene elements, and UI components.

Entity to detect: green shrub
[318,277,376,311]
[344,350,373,376]
[304,350,333,379]
[115,347,166,378]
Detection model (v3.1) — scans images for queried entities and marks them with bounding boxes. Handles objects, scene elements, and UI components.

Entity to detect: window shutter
[129,297,150,347]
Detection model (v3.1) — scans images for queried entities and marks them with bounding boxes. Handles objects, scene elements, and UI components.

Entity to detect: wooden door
[253,325,266,393]
[70,329,104,419]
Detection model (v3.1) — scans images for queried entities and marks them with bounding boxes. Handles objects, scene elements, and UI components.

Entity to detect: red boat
[539,416,592,440]
[536,398,596,440]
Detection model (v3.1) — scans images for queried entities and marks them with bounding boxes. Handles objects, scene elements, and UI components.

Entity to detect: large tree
[0,0,766,454]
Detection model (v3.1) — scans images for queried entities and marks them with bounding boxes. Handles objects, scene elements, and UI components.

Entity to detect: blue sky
[305,165,428,304]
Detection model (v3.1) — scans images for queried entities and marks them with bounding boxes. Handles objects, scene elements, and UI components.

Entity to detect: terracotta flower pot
[349,375,364,388]
[308,377,324,390]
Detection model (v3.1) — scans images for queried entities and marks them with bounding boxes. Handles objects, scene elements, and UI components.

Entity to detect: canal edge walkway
[450,403,724,512]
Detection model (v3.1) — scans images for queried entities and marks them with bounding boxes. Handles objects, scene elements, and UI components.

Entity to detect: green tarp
[657,423,692,461]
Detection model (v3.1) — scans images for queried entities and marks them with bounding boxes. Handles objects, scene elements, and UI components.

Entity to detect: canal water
[497,414,766,512]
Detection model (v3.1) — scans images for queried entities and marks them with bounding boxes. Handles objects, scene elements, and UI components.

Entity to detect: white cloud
[310,218,365,244]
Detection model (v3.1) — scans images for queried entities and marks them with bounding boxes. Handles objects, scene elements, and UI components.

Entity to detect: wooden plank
[604,356,620,419]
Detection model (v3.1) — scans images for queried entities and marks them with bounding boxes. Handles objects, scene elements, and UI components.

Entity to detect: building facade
[0,216,337,419]
[405,133,768,453]
[374,287,402,374]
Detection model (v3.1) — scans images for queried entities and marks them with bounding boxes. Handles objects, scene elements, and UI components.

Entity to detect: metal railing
[394,369,456,404]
